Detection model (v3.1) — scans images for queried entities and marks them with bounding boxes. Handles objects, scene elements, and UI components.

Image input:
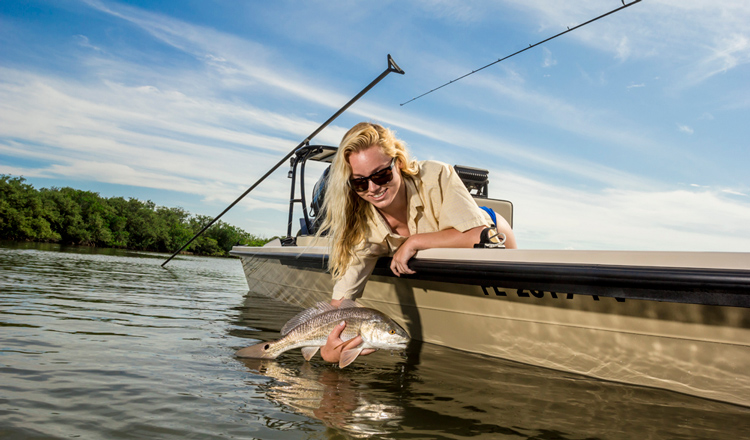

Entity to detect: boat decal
[482,285,626,302]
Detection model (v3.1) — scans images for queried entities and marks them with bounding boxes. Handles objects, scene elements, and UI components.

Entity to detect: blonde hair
[317,122,419,281]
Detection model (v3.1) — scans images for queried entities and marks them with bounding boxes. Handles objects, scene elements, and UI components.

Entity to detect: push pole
[162,55,404,267]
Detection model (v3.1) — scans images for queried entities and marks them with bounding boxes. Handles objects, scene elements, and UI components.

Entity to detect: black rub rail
[231,250,750,308]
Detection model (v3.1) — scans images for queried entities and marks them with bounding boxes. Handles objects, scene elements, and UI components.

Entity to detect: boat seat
[475,197,513,229]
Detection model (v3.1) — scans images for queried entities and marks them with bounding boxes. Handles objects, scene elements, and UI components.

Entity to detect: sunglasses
[349,158,396,192]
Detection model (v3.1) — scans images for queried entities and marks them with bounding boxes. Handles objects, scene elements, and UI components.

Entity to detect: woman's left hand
[390,237,418,277]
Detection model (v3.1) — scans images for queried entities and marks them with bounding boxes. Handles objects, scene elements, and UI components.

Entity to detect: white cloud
[0,66,342,208]
[68,2,662,189]
[80,0,355,112]
[412,0,490,23]
[542,48,557,68]
[500,0,750,86]
[677,124,694,135]
[614,36,631,61]
[0,46,673,205]
[722,189,747,197]
[680,33,750,88]
[74,35,103,52]
[497,171,750,251]
[445,73,685,175]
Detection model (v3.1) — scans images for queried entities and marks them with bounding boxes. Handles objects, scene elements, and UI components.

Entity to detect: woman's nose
[368,179,381,192]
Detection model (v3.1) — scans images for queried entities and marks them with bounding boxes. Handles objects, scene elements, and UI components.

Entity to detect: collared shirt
[332,160,492,300]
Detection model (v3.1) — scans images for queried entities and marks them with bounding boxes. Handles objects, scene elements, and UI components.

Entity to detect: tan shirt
[332,160,492,300]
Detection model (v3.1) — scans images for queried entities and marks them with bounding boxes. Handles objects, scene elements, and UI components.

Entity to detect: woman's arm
[391,217,517,277]
[495,214,517,250]
[390,226,484,276]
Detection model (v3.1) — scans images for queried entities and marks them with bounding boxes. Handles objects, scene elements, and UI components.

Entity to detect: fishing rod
[400,0,642,106]
[161,54,405,267]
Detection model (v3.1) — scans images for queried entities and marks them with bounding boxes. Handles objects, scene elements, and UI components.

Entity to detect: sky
[1,0,749,251]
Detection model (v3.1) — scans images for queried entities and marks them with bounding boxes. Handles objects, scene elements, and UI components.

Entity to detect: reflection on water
[240,360,404,438]
[238,342,750,440]
[1,241,749,440]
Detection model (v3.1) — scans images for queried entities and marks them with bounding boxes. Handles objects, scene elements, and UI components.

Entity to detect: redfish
[236,300,410,368]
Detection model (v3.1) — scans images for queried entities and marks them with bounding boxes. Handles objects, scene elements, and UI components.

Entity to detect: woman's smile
[369,187,387,200]
[362,176,393,207]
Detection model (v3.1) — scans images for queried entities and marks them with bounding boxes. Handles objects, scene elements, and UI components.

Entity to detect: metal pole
[162,55,404,267]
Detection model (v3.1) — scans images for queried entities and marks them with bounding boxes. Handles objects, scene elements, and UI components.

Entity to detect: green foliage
[0,175,271,256]
[0,175,60,242]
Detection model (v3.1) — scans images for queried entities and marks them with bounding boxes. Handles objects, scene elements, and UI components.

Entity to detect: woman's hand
[321,321,377,363]
[388,227,488,277]
[320,302,376,363]
[390,237,418,277]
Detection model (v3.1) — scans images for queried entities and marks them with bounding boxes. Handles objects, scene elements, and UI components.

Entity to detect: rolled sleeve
[331,244,384,300]
[425,162,492,232]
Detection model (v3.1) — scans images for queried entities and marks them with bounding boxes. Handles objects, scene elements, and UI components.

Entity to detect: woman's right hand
[320,300,376,363]
[321,321,360,363]
[321,321,376,363]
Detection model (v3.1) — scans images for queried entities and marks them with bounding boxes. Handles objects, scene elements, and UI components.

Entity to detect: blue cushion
[479,206,497,226]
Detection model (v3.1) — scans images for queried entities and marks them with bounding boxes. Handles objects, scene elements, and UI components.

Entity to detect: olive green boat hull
[231,241,750,407]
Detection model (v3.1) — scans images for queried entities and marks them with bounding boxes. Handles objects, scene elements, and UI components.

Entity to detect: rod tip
[387,54,405,75]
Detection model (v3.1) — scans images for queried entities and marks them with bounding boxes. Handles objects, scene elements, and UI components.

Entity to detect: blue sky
[1,0,749,251]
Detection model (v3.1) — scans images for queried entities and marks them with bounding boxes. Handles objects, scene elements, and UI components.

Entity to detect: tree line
[0,175,271,256]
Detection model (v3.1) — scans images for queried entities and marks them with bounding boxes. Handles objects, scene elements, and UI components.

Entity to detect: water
[1,242,748,440]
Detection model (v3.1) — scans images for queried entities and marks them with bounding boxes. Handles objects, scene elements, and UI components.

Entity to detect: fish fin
[339,346,364,368]
[281,302,336,335]
[236,341,278,359]
[300,346,319,361]
[338,299,361,309]
[280,301,362,335]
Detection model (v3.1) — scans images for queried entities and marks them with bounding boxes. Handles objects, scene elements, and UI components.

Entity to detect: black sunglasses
[349,158,396,192]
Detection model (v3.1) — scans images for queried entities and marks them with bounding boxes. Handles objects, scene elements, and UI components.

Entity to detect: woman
[317,122,516,363]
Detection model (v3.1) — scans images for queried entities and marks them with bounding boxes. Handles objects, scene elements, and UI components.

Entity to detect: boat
[231,143,750,407]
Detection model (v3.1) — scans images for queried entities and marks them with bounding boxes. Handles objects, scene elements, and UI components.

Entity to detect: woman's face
[347,145,403,211]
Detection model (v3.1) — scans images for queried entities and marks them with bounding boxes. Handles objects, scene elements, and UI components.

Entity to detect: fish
[236,300,410,368]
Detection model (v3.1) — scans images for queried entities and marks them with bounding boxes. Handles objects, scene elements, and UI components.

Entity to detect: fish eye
[389,329,396,335]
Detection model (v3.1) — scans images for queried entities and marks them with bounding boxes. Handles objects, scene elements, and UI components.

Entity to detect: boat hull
[232,244,750,407]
